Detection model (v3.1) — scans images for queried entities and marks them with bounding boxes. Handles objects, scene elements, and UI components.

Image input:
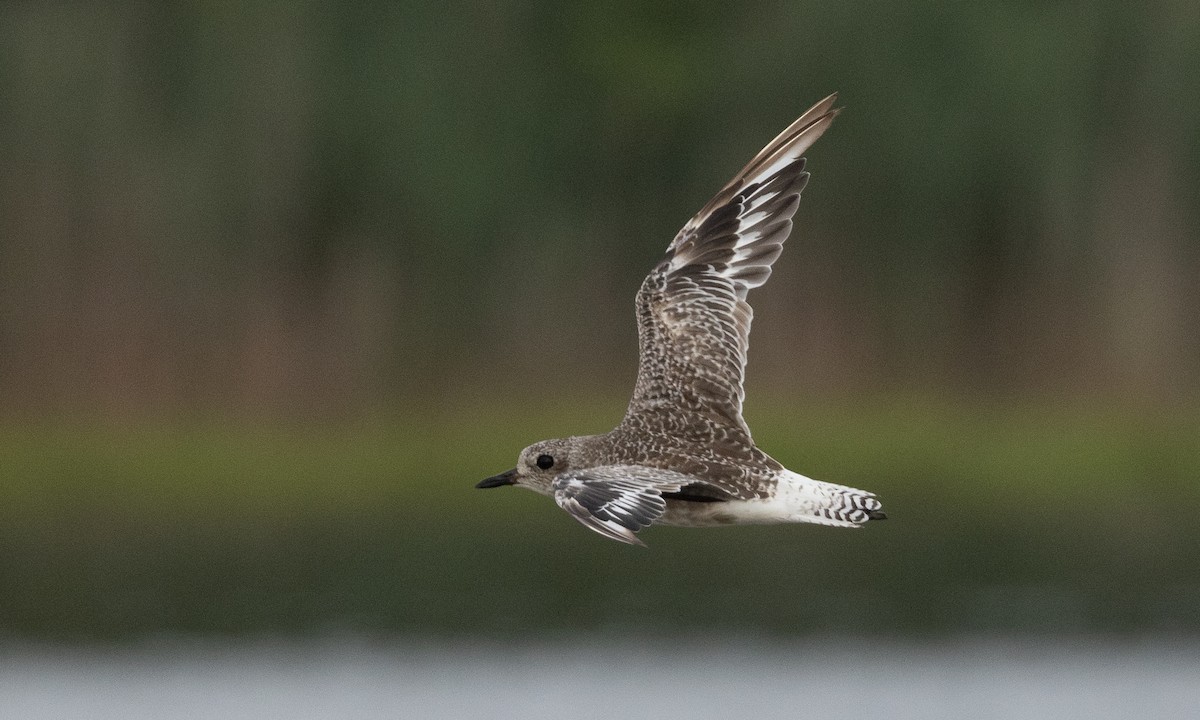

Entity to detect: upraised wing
[622,95,840,444]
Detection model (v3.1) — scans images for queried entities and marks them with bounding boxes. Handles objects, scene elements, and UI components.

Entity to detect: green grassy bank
[1,400,1197,642]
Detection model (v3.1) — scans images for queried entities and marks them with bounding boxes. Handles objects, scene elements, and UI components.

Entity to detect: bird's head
[476,436,584,495]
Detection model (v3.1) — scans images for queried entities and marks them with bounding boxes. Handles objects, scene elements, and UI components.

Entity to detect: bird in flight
[478,94,885,545]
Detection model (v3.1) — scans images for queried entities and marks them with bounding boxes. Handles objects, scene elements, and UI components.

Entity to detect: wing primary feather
[551,466,692,546]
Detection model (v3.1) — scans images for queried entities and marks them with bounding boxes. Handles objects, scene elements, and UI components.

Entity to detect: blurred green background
[0,2,1197,643]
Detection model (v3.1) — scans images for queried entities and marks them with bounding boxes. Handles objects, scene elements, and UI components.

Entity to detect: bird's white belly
[657,473,797,527]
[658,495,797,527]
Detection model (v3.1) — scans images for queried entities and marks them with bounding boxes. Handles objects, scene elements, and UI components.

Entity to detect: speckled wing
[552,465,695,546]
[622,95,840,442]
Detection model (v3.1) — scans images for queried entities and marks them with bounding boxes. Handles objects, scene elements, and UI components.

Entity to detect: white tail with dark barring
[717,470,886,527]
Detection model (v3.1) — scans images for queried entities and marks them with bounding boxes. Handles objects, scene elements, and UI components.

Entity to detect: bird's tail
[776,470,886,527]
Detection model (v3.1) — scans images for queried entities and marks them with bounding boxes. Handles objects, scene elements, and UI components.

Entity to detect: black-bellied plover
[478,94,885,545]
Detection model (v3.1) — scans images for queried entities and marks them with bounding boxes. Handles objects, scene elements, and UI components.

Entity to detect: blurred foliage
[1,402,1196,641]
[0,3,1197,642]
[1,2,1197,415]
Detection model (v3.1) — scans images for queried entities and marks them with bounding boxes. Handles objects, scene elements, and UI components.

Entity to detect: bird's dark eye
[536,454,555,470]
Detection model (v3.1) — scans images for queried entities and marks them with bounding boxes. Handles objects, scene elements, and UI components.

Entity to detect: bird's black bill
[476,468,518,488]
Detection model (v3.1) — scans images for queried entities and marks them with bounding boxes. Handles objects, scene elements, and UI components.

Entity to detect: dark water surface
[3,638,1197,719]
